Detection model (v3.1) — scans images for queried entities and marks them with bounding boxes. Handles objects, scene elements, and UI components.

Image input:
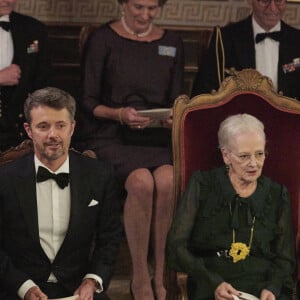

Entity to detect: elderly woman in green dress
[166,114,295,300]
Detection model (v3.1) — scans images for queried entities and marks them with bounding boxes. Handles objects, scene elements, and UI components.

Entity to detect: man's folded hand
[24,286,47,300]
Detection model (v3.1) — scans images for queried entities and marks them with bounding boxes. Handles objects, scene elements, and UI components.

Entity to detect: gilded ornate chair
[166,69,300,300]
[0,139,33,166]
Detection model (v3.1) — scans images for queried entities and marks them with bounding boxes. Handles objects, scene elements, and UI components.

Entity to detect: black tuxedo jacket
[0,151,122,298]
[192,16,300,100]
[0,11,50,146]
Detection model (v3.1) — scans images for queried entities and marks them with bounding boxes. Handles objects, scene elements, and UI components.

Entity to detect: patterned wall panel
[15,0,300,28]
[156,2,233,26]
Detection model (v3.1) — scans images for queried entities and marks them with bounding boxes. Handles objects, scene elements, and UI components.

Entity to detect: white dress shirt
[36,156,71,281]
[0,14,13,71]
[253,17,281,91]
[17,156,102,299]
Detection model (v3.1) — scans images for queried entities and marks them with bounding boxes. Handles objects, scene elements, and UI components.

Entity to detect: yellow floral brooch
[229,242,250,263]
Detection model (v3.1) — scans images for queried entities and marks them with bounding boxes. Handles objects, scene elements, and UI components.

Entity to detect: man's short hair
[24,87,76,123]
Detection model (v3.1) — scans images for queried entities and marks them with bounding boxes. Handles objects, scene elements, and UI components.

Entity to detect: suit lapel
[15,154,41,246]
[10,12,26,65]
[17,152,93,261]
[233,16,256,69]
[67,153,86,234]
[278,21,290,93]
[55,152,91,257]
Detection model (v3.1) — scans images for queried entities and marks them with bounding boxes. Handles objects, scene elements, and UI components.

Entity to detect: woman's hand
[120,107,152,129]
[260,289,275,300]
[214,282,240,300]
[160,109,173,129]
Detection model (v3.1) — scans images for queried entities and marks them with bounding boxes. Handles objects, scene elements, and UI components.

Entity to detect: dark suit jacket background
[0,11,50,146]
[192,16,300,100]
[0,151,123,298]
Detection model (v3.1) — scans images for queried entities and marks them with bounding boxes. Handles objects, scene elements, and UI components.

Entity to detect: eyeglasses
[257,0,286,7]
[230,151,266,164]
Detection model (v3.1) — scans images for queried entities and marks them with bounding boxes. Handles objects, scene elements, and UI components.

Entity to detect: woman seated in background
[76,0,184,299]
[166,114,295,300]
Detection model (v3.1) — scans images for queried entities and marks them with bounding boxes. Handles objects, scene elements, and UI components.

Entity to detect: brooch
[229,242,250,263]
[282,58,300,74]
[158,45,176,57]
[27,40,39,54]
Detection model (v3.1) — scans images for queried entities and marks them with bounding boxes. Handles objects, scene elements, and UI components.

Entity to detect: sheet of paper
[49,295,79,300]
[232,292,259,300]
[137,108,171,120]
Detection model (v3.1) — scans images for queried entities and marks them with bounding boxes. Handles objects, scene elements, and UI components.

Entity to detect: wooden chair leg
[165,270,188,300]
[177,272,188,300]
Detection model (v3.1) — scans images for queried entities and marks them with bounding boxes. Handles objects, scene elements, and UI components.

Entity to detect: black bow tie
[255,31,281,43]
[0,21,11,32]
[36,166,70,189]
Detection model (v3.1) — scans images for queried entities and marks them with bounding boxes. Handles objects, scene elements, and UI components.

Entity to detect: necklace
[121,16,153,38]
[229,204,256,263]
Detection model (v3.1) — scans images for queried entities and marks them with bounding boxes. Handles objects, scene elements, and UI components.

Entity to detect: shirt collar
[34,155,70,174]
[0,15,10,22]
[252,16,281,36]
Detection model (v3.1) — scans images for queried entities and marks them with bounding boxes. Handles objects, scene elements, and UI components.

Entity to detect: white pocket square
[88,199,99,207]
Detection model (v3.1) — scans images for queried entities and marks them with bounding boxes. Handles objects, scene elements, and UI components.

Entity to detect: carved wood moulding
[15,0,300,28]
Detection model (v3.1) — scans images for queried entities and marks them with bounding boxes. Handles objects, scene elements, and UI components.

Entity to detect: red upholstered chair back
[171,69,300,291]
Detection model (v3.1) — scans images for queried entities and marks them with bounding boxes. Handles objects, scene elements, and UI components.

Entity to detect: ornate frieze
[15,0,300,28]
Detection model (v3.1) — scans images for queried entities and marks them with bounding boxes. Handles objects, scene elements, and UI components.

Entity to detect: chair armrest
[0,139,33,166]
[82,149,97,159]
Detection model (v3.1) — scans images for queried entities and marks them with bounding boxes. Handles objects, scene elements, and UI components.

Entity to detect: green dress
[166,166,295,299]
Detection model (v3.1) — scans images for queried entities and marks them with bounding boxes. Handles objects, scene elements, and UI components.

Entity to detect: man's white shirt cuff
[84,274,103,293]
[18,280,37,299]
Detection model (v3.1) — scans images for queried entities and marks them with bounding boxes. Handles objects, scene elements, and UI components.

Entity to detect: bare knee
[153,165,173,193]
[125,168,154,197]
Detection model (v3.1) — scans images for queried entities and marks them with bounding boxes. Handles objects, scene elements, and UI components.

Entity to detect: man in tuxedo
[192,0,300,100]
[0,0,50,151]
[0,87,122,300]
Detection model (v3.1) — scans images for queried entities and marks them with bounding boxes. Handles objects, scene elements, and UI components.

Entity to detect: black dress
[166,167,295,299]
[76,22,184,181]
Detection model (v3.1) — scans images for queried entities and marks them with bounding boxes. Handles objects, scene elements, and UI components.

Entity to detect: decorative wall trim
[15,0,300,29]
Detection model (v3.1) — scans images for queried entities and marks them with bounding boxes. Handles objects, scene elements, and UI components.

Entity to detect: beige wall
[15,0,300,28]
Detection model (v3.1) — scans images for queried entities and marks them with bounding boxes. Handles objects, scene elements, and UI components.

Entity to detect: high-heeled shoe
[151,278,168,300]
[130,280,157,300]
